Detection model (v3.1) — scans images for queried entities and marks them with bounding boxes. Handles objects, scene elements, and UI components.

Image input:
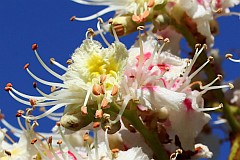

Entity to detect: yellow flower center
[86,54,119,82]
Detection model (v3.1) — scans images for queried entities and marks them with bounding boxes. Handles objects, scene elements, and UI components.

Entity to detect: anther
[195,44,201,49]
[56,121,61,127]
[225,53,233,59]
[229,83,234,89]
[216,8,223,14]
[111,148,119,154]
[93,122,100,128]
[101,98,109,109]
[164,38,170,43]
[208,56,214,63]
[48,136,53,144]
[70,16,76,21]
[137,26,145,31]
[81,106,88,115]
[87,28,95,37]
[51,86,56,92]
[16,111,23,117]
[111,85,118,96]
[92,84,101,96]
[108,18,113,24]
[33,82,37,88]
[24,63,30,70]
[66,59,73,65]
[0,113,5,120]
[95,109,103,119]
[32,43,38,50]
[50,58,55,64]
[31,138,38,144]
[98,17,104,24]
[57,139,62,145]
[203,44,207,50]
[111,148,119,158]
[83,132,89,141]
[4,83,12,91]
[157,36,164,41]
[29,98,37,106]
[5,150,11,156]
[103,113,110,120]
[100,85,105,94]
[217,74,223,81]
[104,124,111,130]
[57,140,62,145]
[100,74,107,84]
[147,0,155,7]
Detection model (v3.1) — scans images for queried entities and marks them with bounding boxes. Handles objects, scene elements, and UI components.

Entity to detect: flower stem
[110,102,169,160]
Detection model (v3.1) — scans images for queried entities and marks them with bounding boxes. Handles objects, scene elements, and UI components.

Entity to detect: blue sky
[0,1,239,159]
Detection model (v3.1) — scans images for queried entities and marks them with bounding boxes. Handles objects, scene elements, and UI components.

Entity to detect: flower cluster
[0,0,239,160]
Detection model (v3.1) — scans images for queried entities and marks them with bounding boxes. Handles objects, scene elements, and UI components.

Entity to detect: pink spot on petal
[183,98,193,111]
[136,52,152,62]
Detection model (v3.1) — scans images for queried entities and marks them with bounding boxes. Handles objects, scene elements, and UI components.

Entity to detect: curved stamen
[33,46,63,80]
[75,6,122,21]
[226,53,240,63]
[10,87,44,100]
[25,67,66,88]
[109,94,132,124]
[97,18,111,47]
[22,103,69,120]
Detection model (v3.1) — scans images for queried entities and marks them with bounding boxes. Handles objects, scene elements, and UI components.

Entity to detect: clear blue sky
[0,1,239,159]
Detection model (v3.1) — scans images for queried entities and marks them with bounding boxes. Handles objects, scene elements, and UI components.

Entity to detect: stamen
[9,86,44,100]
[50,58,68,71]
[97,18,111,46]
[57,140,67,160]
[200,83,234,94]
[92,84,101,96]
[32,44,63,80]
[225,53,240,63]
[109,94,132,124]
[188,56,214,80]
[25,66,65,88]
[101,98,109,109]
[111,85,118,96]
[70,16,76,21]
[57,122,82,159]
[197,103,223,112]
[183,74,222,91]
[183,44,207,77]
[0,129,15,144]
[95,109,103,119]
[93,128,99,160]
[74,6,122,21]
[22,103,69,120]
[86,28,95,40]
[104,128,112,159]
[48,136,61,160]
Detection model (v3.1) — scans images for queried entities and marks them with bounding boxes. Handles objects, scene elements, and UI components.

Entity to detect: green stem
[110,102,169,160]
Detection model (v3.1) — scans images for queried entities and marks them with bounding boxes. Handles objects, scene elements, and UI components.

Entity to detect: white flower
[5,31,128,131]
